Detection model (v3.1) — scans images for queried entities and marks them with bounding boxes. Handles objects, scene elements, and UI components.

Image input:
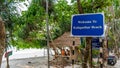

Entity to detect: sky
[67,0,71,5]
[14,0,31,15]
[15,0,71,15]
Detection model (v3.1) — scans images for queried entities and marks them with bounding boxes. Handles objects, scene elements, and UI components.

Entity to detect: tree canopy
[0,0,119,49]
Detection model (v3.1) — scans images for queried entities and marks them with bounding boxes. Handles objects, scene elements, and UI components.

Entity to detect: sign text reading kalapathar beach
[71,13,104,37]
[73,20,102,30]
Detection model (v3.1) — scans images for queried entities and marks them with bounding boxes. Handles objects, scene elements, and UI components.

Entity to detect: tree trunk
[76,0,92,68]
[88,38,92,68]
[77,0,83,14]
[0,17,6,67]
[0,52,4,67]
[83,46,89,68]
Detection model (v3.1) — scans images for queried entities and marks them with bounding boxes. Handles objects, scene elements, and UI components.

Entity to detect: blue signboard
[92,37,100,49]
[71,13,104,37]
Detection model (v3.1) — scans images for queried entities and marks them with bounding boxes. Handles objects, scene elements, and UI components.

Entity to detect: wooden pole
[99,38,103,68]
[46,0,50,68]
[6,56,10,68]
[72,41,75,68]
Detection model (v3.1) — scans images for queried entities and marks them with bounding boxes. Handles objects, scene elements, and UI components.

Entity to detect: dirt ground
[1,56,81,68]
[2,56,120,68]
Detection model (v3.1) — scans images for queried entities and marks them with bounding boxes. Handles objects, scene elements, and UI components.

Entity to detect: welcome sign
[71,13,104,37]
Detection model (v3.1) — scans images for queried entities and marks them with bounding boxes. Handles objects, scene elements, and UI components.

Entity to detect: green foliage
[12,38,46,49]
[1,0,119,49]
[92,49,99,58]
[12,0,115,49]
[0,0,4,4]
[0,0,47,49]
[81,0,112,13]
[53,0,73,34]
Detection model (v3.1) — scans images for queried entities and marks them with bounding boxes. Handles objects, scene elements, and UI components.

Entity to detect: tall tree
[0,0,25,67]
[0,17,6,67]
[75,0,112,68]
